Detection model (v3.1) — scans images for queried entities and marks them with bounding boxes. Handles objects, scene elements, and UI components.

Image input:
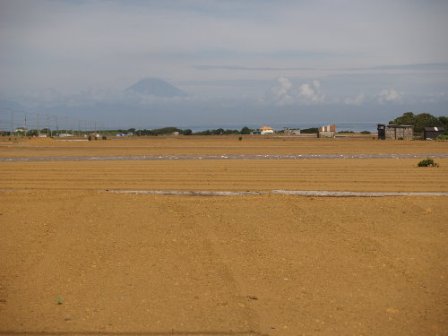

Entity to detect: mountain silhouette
[126,78,187,97]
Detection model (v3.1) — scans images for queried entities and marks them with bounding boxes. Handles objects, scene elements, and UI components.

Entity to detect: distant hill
[126,78,187,97]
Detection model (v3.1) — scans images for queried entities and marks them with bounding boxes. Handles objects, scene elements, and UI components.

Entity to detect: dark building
[377,124,386,140]
[377,124,413,140]
[424,127,445,140]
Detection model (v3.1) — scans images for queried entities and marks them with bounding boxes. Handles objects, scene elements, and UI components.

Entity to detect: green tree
[240,126,252,134]
[438,116,448,128]
[389,112,415,125]
[414,113,442,132]
[390,112,444,133]
[301,127,318,134]
[27,129,39,136]
[151,127,182,135]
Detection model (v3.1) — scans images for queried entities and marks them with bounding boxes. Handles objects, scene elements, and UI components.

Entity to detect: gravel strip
[271,190,448,197]
[2,153,448,162]
[106,190,262,196]
[106,189,448,197]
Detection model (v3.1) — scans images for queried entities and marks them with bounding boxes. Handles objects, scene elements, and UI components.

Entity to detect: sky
[0,0,448,130]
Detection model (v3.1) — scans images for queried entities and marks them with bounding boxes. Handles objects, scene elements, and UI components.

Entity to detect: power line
[0,109,100,134]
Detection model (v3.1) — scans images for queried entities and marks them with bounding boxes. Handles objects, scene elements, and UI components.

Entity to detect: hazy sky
[1,0,447,128]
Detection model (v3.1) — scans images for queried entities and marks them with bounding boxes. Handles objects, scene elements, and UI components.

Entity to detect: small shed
[377,124,413,140]
[424,127,445,140]
[318,124,336,138]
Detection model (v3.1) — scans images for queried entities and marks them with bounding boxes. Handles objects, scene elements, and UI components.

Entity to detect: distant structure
[377,124,413,140]
[15,127,27,134]
[424,127,445,140]
[318,124,336,138]
[259,125,274,135]
[283,127,301,135]
[58,133,74,138]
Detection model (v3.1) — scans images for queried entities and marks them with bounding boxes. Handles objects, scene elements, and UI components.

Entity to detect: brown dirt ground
[1,136,448,157]
[1,159,448,192]
[1,137,448,336]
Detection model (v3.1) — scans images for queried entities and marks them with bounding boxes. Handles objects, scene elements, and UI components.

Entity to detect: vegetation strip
[2,153,448,162]
[106,190,448,197]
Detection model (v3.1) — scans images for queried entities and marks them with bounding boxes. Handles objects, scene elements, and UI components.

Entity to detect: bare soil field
[1,159,448,192]
[1,137,448,336]
[1,136,448,158]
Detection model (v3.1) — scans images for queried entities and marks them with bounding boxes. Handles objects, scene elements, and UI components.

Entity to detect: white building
[259,125,274,135]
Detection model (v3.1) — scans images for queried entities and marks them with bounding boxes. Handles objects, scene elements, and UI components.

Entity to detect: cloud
[377,89,402,103]
[344,93,365,105]
[298,80,325,104]
[268,77,295,106]
[266,78,326,106]
[194,65,316,71]
[367,63,448,71]
[344,89,406,106]
[275,77,293,95]
[2,0,448,95]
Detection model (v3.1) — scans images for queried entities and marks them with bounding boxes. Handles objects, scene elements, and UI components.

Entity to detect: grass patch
[418,158,439,167]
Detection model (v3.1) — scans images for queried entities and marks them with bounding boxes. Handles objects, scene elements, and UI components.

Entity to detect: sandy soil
[1,192,447,336]
[1,136,448,158]
[1,137,447,336]
[1,159,448,192]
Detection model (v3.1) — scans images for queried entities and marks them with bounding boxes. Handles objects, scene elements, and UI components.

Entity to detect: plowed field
[1,136,447,336]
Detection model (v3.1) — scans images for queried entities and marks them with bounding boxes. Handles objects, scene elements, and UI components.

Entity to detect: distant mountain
[126,78,187,97]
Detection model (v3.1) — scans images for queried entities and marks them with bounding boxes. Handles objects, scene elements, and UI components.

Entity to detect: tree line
[120,126,255,136]
[389,112,448,133]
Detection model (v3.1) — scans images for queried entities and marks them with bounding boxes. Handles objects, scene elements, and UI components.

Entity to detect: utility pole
[10,111,14,136]
[47,114,52,137]
[37,113,40,136]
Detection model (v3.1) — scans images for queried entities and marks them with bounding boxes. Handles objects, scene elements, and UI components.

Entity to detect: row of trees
[389,112,448,133]
[130,126,320,136]
[1,126,256,137]
[120,126,255,136]
[133,127,191,136]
